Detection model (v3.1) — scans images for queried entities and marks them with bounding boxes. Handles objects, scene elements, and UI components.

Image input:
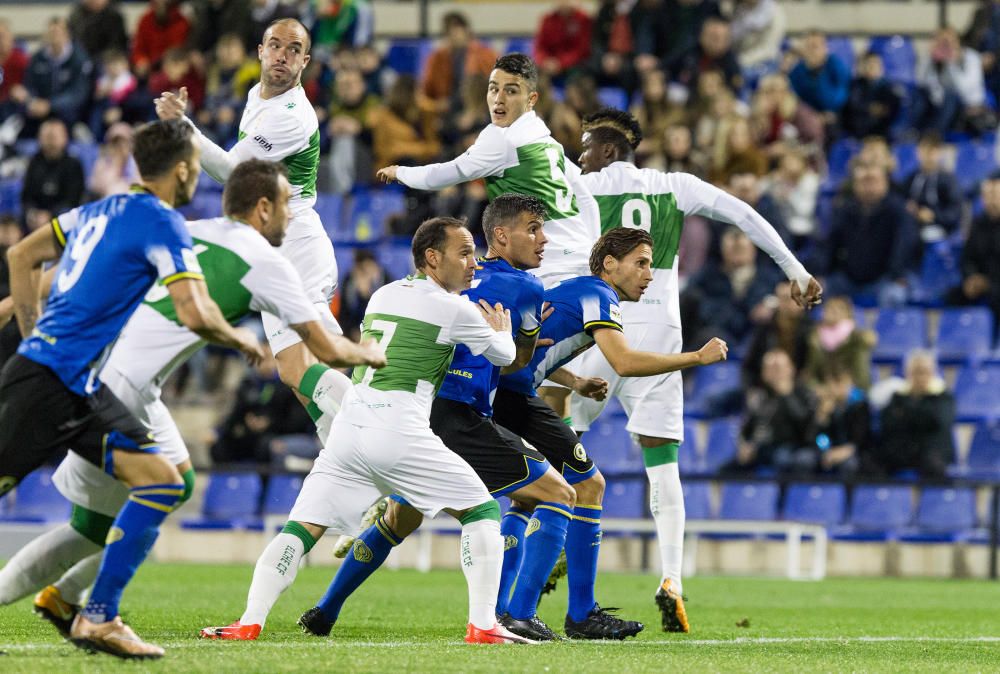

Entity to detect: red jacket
[534,8,592,72]
[131,4,190,71]
[0,47,28,100]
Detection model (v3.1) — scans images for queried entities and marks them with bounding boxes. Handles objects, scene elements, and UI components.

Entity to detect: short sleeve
[244,250,321,326]
[450,296,506,356]
[582,283,623,334]
[146,211,204,286]
[51,206,83,248]
[518,276,546,337]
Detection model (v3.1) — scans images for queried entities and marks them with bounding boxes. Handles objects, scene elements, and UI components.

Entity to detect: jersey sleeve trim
[162,271,205,286]
[584,320,623,334]
[51,217,67,248]
[519,325,541,337]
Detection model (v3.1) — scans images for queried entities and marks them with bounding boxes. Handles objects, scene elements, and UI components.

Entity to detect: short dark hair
[589,227,653,276]
[442,11,470,31]
[918,130,944,148]
[223,159,288,217]
[481,193,547,245]
[493,53,538,92]
[582,108,643,150]
[264,17,312,55]
[132,119,195,181]
[412,216,467,270]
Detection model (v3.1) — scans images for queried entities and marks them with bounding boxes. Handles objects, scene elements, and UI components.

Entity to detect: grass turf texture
[1,563,998,672]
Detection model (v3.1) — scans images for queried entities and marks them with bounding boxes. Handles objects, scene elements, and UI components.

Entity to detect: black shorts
[492,387,597,485]
[0,354,157,496]
[430,397,549,497]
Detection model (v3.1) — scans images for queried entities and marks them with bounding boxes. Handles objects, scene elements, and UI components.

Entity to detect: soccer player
[201,217,532,645]
[569,108,822,632]
[294,193,618,642]
[494,227,728,639]
[154,18,348,440]
[0,160,386,632]
[0,120,265,659]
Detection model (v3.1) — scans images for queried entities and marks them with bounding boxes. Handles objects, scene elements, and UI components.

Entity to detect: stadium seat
[869,35,917,85]
[315,193,347,241]
[891,142,918,183]
[377,240,415,281]
[934,307,994,363]
[871,308,927,364]
[346,188,406,243]
[504,37,534,56]
[898,487,978,543]
[682,481,712,520]
[718,482,779,521]
[678,420,704,475]
[954,365,1000,422]
[826,36,855,76]
[262,475,304,516]
[0,178,22,215]
[334,243,360,283]
[180,472,262,530]
[960,419,1000,478]
[603,478,647,520]
[583,415,643,476]
[685,360,743,418]
[68,141,99,177]
[782,483,847,527]
[0,468,71,524]
[910,240,962,307]
[703,417,741,473]
[385,39,434,76]
[597,87,629,110]
[835,485,912,541]
[823,139,858,189]
[954,140,998,196]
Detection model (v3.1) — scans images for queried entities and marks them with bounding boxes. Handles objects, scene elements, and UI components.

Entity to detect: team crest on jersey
[503,535,519,551]
[285,102,296,109]
[573,443,588,462]
[106,526,125,545]
[525,518,541,537]
[353,540,374,563]
[610,305,623,324]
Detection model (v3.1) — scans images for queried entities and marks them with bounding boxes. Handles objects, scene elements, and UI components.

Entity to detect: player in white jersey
[200,218,533,645]
[0,161,385,635]
[154,19,349,441]
[569,109,823,632]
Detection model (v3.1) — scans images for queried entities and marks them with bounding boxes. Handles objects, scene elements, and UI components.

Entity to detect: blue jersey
[500,275,623,396]
[437,257,544,417]
[19,189,202,395]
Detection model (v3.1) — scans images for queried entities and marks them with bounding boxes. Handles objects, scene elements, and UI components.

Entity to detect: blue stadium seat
[835,485,912,541]
[703,417,741,473]
[910,240,962,307]
[678,420,704,475]
[262,475,304,516]
[869,35,917,85]
[954,140,999,196]
[782,483,847,527]
[682,481,713,520]
[826,36,855,76]
[603,478,647,520]
[597,87,629,110]
[334,243,361,283]
[934,307,994,363]
[0,468,71,524]
[891,142,918,183]
[823,139,858,189]
[718,482,779,521]
[346,188,406,243]
[954,365,1000,422]
[385,39,434,76]
[504,37,534,56]
[377,240,415,281]
[315,193,347,241]
[180,472,262,530]
[583,415,643,476]
[961,419,1000,478]
[871,308,927,364]
[685,360,742,418]
[603,396,627,417]
[898,487,978,542]
[68,141,100,177]
[0,178,21,215]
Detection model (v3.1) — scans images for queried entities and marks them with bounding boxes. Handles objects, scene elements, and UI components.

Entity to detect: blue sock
[317,516,401,622]
[566,504,602,622]
[496,507,531,615]
[507,503,572,620]
[82,483,183,623]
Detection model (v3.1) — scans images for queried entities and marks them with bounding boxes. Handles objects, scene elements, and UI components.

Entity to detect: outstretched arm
[379,126,507,190]
[291,321,387,369]
[168,278,266,365]
[594,327,728,377]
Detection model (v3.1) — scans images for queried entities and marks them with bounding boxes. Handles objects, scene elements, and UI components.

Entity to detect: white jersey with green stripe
[107,216,320,397]
[580,161,811,326]
[395,111,600,275]
[343,276,516,431]
[186,83,321,239]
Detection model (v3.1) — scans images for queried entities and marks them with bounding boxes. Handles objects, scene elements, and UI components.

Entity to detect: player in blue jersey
[0,120,266,660]
[491,227,727,639]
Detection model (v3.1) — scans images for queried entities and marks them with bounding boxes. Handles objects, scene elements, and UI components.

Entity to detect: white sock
[0,523,101,604]
[311,368,351,418]
[646,463,684,594]
[240,532,307,627]
[53,552,102,605]
[460,519,503,630]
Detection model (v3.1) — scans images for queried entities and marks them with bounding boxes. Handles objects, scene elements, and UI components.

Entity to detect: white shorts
[570,322,685,441]
[262,212,343,355]
[288,418,492,535]
[52,367,190,517]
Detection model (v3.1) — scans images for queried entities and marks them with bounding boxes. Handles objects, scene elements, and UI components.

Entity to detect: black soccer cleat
[655,579,690,633]
[297,606,334,637]
[538,550,568,602]
[499,613,563,641]
[564,604,644,640]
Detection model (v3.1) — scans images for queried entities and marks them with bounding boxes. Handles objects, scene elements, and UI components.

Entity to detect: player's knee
[542,476,576,509]
[385,500,423,537]
[574,470,606,504]
[116,451,182,488]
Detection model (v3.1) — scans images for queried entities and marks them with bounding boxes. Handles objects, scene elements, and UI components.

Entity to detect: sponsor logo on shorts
[106,526,125,545]
[503,535,519,551]
[525,518,541,537]
[353,540,374,563]
[573,443,588,462]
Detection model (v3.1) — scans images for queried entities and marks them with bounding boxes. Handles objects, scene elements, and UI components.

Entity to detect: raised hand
[791,276,823,309]
[154,86,189,121]
[478,299,512,333]
[696,337,729,365]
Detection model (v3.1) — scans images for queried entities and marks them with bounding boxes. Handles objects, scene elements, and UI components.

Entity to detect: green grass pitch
[1,563,998,672]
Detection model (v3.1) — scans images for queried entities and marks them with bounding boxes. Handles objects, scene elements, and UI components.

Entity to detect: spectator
[323,66,380,194]
[741,281,812,390]
[668,16,742,94]
[762,147,820,248]
[692,70,744,154]
[842,51,903,139]
[368,74,440,171]
[838,135,899,196]
[786,30,850,120]
[726,349,817,476]
[20,119,85,231]
[338,249,393,341]
[659,123,708,176]
[812,365,868,476]
[355,44,391,97]
[630,68,686,167]
[132,0,191,79]
[88,49,139,138]
[0,215,22,365]
[87,122,139,200]
[534,0,593,81]
[803,296,876,390]
[900,131,964,242]
[418,12,496,116]
[823,163,917,305]
[868,349,955,478]
[148,48,206,113]
[631,0,722,75]
[313,0,374,54]
[197,33,260,144]
[915,26,991,135]
[548,71,602,159]
[948,171,1000,324]
[963,0,1000,108]
[750,72,824,161]
[709,117,768,185]
[68,0,128,60]
[188,0,252,56]
[589,0,638,94]
[726,172,790,251]
[0,19,28,107]
[728,0,785,70]
[19,17,92,133]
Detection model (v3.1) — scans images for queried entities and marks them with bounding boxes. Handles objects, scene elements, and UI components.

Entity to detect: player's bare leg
[274,341,351,444]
